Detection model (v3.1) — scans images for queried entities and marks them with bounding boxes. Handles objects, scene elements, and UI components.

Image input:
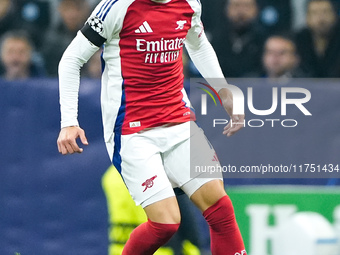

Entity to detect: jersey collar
[151,0,172,3]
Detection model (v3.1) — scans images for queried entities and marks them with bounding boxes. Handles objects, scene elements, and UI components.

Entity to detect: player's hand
[223,112,245,137]
[57,126,88,155]
[219,88,245,137]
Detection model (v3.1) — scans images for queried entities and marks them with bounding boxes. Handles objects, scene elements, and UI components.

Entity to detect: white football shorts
[106,121,222,208]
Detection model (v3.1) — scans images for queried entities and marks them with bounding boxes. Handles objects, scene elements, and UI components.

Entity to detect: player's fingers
[60,144,70,155]
[226,124,243,137]
[223,118,235,135]
[230,119,244,134]
[223,123,232,135]
[65,142,77,154]
[224,122,231,131]
[69,139,83,154]
[223,115,244,136]
[57,140,62,153]
[223,126,236,136]
[79,129,89,146]
[57,138,68,155]
[222,115,237,133]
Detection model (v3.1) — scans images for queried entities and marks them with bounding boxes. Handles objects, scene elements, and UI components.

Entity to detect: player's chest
[119,0,194,40]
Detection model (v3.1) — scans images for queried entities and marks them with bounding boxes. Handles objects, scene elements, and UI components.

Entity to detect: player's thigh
[143,196,181,224]
[120,133,175,207]
[186,123,226,211]
[163,122,224,203]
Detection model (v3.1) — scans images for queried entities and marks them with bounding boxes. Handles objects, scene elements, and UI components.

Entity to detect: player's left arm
[185,18,244,136]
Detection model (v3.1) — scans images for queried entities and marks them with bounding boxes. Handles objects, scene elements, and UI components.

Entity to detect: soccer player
[57,0,246,254]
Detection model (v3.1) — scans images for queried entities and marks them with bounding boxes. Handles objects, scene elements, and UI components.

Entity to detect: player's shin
[122,219,179,255]
[203,195,247,255]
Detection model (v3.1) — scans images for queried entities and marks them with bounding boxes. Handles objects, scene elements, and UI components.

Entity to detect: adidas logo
[129,121,141,128]
[212,154,219,162]
[135,21,153,33]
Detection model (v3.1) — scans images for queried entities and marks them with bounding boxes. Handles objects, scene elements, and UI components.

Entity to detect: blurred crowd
[206,0,340,80]
[0,0,340,81]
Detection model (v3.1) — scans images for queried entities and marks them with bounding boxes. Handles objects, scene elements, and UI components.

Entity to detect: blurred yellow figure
[102,165,200,255]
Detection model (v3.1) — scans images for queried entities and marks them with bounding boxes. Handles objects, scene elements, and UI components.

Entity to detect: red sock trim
[147,219,180,240]
[203,195,232,218]
[122,219,179,255]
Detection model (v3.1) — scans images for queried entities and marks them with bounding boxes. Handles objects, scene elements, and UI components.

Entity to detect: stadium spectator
[0,31,45,80]
[0,0,51,49]
[295,0,340,77]
[252,34,306,82]
[42,0,90,76]
[211,0,267,77]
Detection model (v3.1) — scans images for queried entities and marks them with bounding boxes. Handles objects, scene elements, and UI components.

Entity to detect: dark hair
[59,0,88,7]
[266,32,295,44]
[225,0,258,7]
[0,30,33,51]
[264,32,298,54]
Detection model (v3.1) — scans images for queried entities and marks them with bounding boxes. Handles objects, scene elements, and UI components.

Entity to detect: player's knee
[144,197,181,224]
[170,211,181,224]
[191,179,226,211]
[156,210,181,224]
[203,195,237,232]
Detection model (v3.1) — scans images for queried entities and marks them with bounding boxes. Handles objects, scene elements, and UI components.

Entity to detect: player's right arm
[57,0,124,154]
[57,0,115,155]
[57,31,99,155]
